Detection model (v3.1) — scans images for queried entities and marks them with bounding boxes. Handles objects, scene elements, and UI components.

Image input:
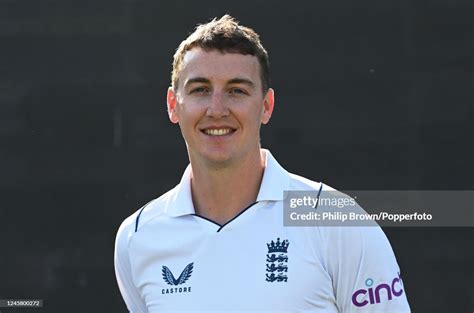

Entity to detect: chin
[200,150,236,167]
[205,152,233,163]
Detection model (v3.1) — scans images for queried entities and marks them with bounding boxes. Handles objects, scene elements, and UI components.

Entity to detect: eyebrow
[227,78,255,88]
[184,77,256,89]
[184,77,210,88]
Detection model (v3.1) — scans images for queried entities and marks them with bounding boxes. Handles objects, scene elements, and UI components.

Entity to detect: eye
[229,88,248,95]
[190,86,209,94]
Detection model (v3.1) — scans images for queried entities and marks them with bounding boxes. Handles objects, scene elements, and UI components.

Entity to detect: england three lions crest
[266,238,289,282]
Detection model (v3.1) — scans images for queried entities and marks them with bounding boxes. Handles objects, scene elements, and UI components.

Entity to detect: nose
[206,91,229,119]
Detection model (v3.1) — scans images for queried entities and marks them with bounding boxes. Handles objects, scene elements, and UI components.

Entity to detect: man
[114,15,411,312]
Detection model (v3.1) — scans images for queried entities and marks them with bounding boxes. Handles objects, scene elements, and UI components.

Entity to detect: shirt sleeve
[114,218,148,313]
[325,224,411,312]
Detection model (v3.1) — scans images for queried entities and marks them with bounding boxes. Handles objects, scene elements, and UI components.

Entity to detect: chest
[129,210,336,312]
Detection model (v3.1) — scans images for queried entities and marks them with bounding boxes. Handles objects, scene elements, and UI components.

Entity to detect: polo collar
[165,164,195,217]
[256,149,291,202]
[165,149,291,217]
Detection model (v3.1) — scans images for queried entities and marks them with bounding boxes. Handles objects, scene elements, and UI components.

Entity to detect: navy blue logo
[161,263,194,294]
[162,263,194,285]
[266,238,289,282]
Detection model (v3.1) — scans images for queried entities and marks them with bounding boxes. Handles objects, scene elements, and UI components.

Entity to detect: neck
[189,149,266,225]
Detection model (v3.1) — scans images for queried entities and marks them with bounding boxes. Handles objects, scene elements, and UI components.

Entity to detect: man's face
[167,48,274,166]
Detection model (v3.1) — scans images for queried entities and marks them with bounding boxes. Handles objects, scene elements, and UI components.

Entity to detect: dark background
[1,0,473,312]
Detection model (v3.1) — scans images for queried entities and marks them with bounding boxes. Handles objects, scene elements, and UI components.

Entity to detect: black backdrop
[1,0,473,312]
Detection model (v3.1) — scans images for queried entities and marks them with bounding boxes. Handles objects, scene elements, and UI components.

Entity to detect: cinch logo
[161,262,193,294]
[351,273,404,307]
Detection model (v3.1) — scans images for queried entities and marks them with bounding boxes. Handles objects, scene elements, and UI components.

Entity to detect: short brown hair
[171,15,270,92]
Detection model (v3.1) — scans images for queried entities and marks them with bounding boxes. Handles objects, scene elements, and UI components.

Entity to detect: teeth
[204,128,232,136]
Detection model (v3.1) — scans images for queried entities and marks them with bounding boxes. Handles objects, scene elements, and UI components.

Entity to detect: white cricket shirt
[115,149,410,312]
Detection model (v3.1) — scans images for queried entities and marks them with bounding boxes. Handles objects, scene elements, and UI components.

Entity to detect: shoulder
[286,172,385,247]
[288,171,345,197]
[288,172,322,190]
[115,186,178,245]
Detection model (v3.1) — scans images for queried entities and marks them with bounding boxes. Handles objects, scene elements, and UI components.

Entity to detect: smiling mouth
[202,128,236,136]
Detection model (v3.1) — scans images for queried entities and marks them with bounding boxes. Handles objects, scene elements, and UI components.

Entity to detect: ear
[167,87,179,124]
[261,88,275,125]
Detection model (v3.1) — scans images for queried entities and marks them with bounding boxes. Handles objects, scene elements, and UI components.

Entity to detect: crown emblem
[267,237,289,253]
